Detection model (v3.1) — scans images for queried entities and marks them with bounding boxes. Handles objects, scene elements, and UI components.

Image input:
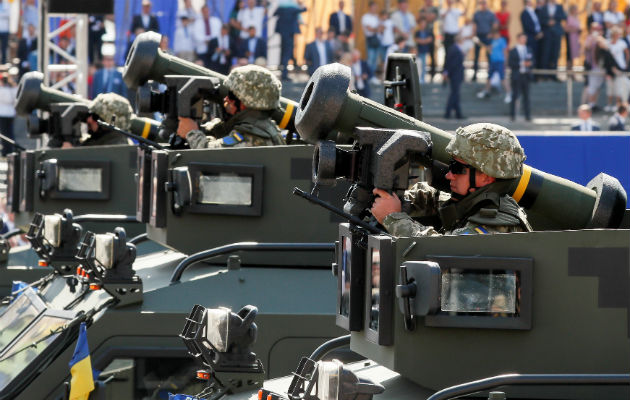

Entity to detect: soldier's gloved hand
[176,117,199,139]
[370,188,402,224]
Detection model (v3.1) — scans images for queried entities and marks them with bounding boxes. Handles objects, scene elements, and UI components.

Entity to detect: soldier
[370,123,532,236]
[84,93,132,146]
[176,65,285,149]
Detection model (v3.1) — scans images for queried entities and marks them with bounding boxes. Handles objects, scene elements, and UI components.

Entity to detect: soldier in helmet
[370,123,532,236]
[84,93,132,146]
[176,65,285,149]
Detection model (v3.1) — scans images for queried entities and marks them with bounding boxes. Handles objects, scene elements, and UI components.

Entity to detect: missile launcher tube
[16,71,160,140]
[295,64,626,230]
[123,31,297,133]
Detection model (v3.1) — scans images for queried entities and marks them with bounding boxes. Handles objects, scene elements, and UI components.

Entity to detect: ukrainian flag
[68,323,95,400]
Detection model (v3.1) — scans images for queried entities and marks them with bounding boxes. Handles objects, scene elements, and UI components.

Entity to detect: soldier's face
[224,95,238,115]
[445,157,472,196]
[86,115,99,133]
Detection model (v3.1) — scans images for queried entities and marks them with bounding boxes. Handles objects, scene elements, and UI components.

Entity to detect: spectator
[329,1,352,37]
[496,0,510,43]
[391,0,416,50]
[327,30,343,61]
[587,1,605,34]
[571,104,600,130]
[509,33,534,121]
[378,10,395,65]
[565,4,581,70]
[472,0,498,82]
[304,27,333,76]
[521,0,542,71]
[538,0,566,80]
[131,0,160,34]
[55,36,76,64]
[624,23,630,48]
[603,26,629,112]
[17,24,37,77]
[88,15,106,64]
[459,16,475,55]
[229,1,245,43]
[362,2,381,78]
[91,54,128,99]
[387,35,409,56]
[209,25,234,75]
[476,29,508,101]
[237,0,266,40]
[415,18,433,83]
[350,49,372,98]
[583,23,606,109]
[0,0,8,65]
[193,5,222,68]
[441,0,463,55]
[238,26,266,64]
[419,0,439,81]
[177,0,198,27]
[22,0,38,31]
[173,15,196,62]
[443,34,465,119]
[274,0,306,80]
[608,103,628,130]
[603,0,624,36]
[0,72,17,156]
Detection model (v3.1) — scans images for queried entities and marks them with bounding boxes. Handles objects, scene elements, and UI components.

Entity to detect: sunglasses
[448,159,470,175]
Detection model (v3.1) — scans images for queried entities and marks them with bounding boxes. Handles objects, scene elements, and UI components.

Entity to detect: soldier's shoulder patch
[221,132,245,146]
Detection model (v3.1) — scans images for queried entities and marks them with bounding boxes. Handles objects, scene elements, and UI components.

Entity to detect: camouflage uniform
[83,93,132,146]
[186,65,285,149]
[382,123,532,237]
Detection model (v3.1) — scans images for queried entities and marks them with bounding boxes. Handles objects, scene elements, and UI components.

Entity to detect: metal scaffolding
[38,0,88,98]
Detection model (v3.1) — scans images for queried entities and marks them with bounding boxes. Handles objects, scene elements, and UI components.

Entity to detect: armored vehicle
[167,64,629,400]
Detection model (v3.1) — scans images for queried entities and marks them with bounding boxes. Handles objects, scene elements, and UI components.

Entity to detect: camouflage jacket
[382,181,531,237]
[186,109,284,149]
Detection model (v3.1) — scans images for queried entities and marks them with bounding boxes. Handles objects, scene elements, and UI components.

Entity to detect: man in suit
[520,0,542,69]
[209,25,234,75]
[193,5,222,68]
[587,1,605,35]
[350,49,372,97]
[274,0,307,80]
[329,1,352,36]
[304,27,333,76]
[571,104,600,131]
[130,0,160,34]
[443,35,465,119]
[537,0,566,79]
[238,26,267,64]
[91,54,128,99]
[509,33,534,121]
[17,24,37,77]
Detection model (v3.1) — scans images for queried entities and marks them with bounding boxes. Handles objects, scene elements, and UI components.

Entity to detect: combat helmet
[445,123,526,179]
[224,65,281,110]
[89,93,133,130]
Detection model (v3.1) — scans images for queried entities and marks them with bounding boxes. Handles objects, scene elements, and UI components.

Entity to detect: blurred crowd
[0,0,628,129]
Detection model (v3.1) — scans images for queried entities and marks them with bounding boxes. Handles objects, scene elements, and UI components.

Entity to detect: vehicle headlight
[204,307,230,353]
[95,233,115,269]
[43,215,62,247]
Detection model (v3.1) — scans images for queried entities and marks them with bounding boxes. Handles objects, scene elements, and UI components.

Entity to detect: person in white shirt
[174,15,196,62]
[0,0,9,64]
[362,2,381,77]
[193,5,222,67]
[571,104,600,131]
[22,0,38,31]
[237,0,266,39]
[390,0,416,49]
[604,26,630,112]
[441,0,463,52]
[0,72,16,155]
[608,103,628,130]
[210,25,233,74]
[177,0,198,28]
[603,0,625,36]
[379,11,395,55]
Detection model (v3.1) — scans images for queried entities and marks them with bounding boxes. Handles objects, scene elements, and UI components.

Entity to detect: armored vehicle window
[0,314,70,390]
[198,174,252,206]
[340,236,351,318]
[441,269,518,315]
[58,167,102,192]
[369,248,381,331]
[0,289,45,351]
